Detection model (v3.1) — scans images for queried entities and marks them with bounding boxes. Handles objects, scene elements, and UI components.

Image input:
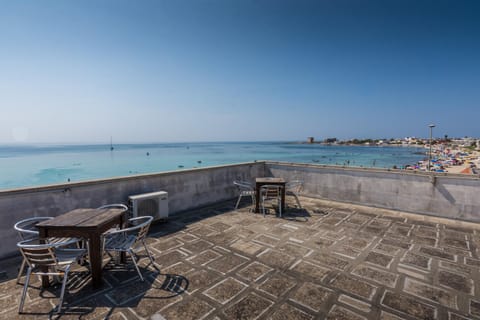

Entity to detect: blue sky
[0,0,479,143]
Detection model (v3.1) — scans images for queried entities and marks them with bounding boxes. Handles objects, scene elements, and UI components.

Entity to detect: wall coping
[0,161,265,196]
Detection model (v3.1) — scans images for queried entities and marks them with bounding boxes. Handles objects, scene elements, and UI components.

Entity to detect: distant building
[307,137,315,144]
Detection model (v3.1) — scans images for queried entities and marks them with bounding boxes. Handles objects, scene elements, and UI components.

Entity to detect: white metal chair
[233,180,256,210]
[285,180,304,208]
[260,184,284,218]
[17,237,87,313]
[15,217,84,284]
[14,217,53,283]
[102,216,155,281]
[97,203,128,211]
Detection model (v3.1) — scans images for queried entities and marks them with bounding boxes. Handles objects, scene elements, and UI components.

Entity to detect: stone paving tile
[222,292,273,319]
[203,277,248,304]
[470,299,480,317]
[334,245,362,259]
[449,312,472,320]
[257,249,296,270]
[352,264,398,288]
[289,260,331,282]
[380,310,408,319]
[403,277,457,309]
[306,251,351,271]
[159,296,215,320]
[419,246,456,261]
[364,251,394,268]
[326,305,368,320]
[268,302,314,320]
[252,234,281,247]
[439,261,472,275]
[230,239,265,256]
[236,261,273,283]
[338,294,372,314]
[374,243,403,256]
[151,237,184,252]
[181,239,214,254]
[289,282,332,312]
[186,269,221,295]
[276,242,312,257]
[187,249,222,266]
[257,272,297,298]
[381,291,437,319]
[2,197,480,319]
[400,252,432,270]
[127,282,184,318]
[161,261,196,275]
[207,253,249,274]
[330,274,377,300]
[438,270,474,295]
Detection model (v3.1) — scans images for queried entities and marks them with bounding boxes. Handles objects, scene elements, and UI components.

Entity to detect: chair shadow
[18,266,189,319]
[283,206,311,222]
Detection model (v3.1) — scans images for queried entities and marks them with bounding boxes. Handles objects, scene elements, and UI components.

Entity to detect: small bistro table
[36,208,126,288]
[255,177,286,214]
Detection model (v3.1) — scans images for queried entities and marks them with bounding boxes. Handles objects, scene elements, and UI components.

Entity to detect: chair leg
[294,194,302,208]
[16,258,26,284]
[19,267,31,313]
[278,196,282,218]
[142,240,156,266]
[128,249,144,281]
[235,195,242,209]
[56,266,70,313]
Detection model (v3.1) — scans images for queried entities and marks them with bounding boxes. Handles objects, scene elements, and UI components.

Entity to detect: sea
[0,142,425,190]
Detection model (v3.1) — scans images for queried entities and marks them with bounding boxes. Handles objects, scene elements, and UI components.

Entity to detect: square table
[36,208,126,288]
[255,177,286,214]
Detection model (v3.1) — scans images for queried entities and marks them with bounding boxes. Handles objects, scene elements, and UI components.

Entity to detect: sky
[0,0,479,144]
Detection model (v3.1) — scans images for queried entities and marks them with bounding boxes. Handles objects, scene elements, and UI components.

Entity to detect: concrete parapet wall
[2,160,478,260]
[0,162,264,260]
[266,162,480,222]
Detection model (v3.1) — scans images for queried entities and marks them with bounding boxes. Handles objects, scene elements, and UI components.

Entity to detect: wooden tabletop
[256,177,285,184]
[36,208,125,229]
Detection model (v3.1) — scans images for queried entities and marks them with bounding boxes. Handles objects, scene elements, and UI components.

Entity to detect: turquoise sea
[0,142,425,190]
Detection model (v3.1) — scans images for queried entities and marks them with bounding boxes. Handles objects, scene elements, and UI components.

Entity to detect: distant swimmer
[178,165,184,168]
[146,152,150,156]
[197,160,202,164]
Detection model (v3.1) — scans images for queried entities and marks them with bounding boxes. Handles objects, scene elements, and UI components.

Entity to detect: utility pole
[427,124,435,171]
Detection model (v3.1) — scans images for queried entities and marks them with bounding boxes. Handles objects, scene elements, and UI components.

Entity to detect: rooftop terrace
[1,195,480,320]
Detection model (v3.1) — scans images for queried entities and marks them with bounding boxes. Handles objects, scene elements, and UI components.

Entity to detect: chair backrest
[106,216,153,246]
[286,180,304,193]
[260,184,283,198]
[14,217,53,241]
[97,203,128,211]
[17,238,79,268]
[234,180,253,191]
[128,216,154,243]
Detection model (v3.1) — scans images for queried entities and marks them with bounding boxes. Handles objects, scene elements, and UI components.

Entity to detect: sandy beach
[444,150,479,174]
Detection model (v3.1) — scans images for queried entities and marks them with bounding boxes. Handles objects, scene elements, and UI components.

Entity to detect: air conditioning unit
[128,191,169,222]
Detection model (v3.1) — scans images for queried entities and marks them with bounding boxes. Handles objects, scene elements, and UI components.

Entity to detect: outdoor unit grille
[128,191,169,221]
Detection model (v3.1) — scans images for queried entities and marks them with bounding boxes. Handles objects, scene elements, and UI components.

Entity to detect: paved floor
[1,196,480,319]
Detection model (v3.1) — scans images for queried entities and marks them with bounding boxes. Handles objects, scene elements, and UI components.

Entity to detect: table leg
[88,234,103,288]
[281,186,286,214]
